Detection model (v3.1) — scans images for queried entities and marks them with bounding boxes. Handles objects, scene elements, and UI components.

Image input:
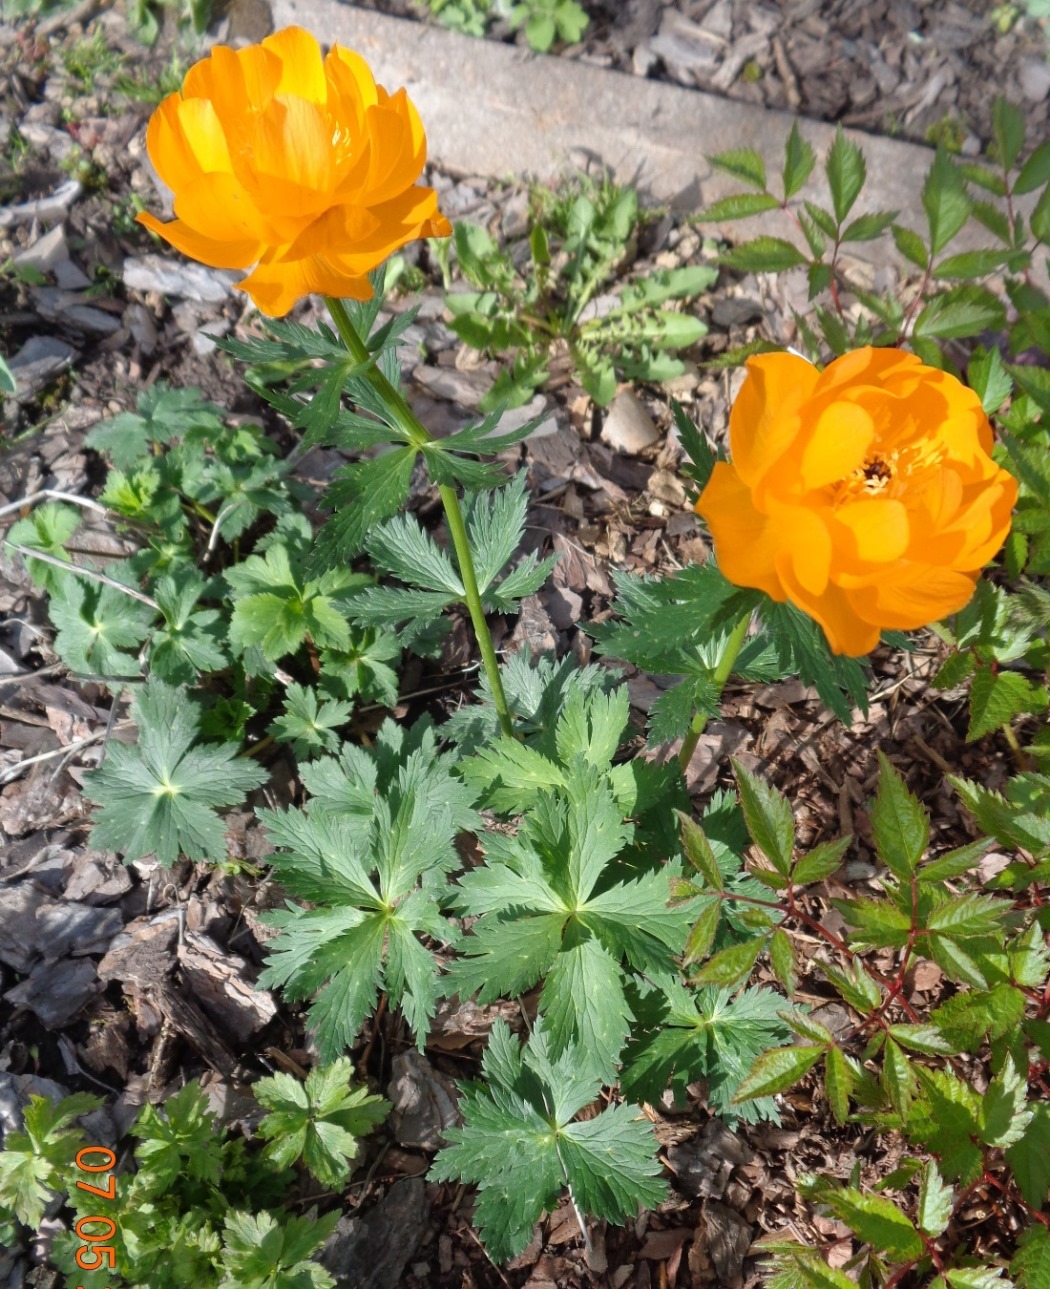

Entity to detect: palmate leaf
[430,1020,665,1262]
[318,628,401,706]
[7,501,81,593]
[50,575,155,678]
[258,735,475,1057]
[150,571,228,684]
[448,762,692,1079]
[622,980,789,1122]
[218,1210,339,1289]
[254,1056,389,1188]
[0,1091,100,1228]
[84,680,267,866]
[227,542,367,663]
[268,683,353,759]
[86,384,226,471]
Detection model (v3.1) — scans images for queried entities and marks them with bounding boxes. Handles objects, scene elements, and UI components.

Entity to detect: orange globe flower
[137,26,451,317]
[695,347,1017,657]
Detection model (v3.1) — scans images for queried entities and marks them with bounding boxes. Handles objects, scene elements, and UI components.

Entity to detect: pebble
[0,179,81,229]
[647,11,722,80]
[1019,56,1050,103]
[501,189,530,240]
[31,287,121,335]
[412,362,491,408]
[600,388,661,454]
[711,295,764,326]
[123,253,236,304]
[7,335,76,400]
[12,225,66,275]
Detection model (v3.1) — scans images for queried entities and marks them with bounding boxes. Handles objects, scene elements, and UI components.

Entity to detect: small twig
[37,0,101,35]
[0,844,69,882]
[0,727,116,786]
[95,691,122,769]
[57,1035,122,1095]
[4,543,159,609]
[202,501,240,563]
[0,489,109,522]
[0,661,66,692]
[460,1224,515,1288]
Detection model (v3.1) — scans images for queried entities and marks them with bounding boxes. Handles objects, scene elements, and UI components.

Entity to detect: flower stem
[677,611,752,772]
[324,295,515,739]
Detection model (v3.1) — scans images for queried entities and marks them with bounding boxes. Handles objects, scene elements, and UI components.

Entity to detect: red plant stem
[711,884,922,1019]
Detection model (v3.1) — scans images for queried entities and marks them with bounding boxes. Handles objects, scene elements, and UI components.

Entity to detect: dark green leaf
[783,121,817,199]
[718,237,807,272]
[869,750,929,879]
[708,147,767,190]
[732,1044,823,1102]
[992,97,1025,172]
[689,937,763,988]
[913,285,1005,340]
[892,224,929,270]
[825,127,866,224]
[732,759,794,875]
[1016,142,1050,194]
[702,192,781,221]
[922,148,971,255]
[841,210,898,242]
[793,836,851,886]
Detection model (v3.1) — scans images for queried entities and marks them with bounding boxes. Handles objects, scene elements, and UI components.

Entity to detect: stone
[123,253,236,304]
[31,287,121,335]
[600,388,661,453]
[412,361,491,408]
[0,178,80,228]
[711,295,764,326]
[1019,57,1050,103]
[546,586,583,629]
[320,1179,428,1289]
[649,10,722,80]
[387,1050,459,1150]
[53,259,91,290]
[501,188,530,239]
[11,224,67,273]
[4,958,98,1028]
[6,335,76,401]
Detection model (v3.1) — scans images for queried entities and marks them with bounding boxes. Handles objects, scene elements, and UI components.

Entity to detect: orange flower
[137,26,451,317]
[695,347,1017,656]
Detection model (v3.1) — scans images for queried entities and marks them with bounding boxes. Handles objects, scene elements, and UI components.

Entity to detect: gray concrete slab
[273,1,1034,269]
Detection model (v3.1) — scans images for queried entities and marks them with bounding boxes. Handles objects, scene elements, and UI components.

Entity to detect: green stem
[324,296,515,740]
[677,611,752,773]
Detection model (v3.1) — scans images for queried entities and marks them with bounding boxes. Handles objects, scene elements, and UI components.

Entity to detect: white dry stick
[4,544,159,610]
[0,489,109,521]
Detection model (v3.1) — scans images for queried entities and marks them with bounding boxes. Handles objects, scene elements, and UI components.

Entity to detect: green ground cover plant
[437,176,715,406]
[420,0,588,51]
[0,1059,386,1289]
[1,26,1049,1284]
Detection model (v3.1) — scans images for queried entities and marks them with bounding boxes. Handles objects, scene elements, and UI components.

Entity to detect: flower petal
[137,210,259,269]
[835,497,910,564]
[264,25,327,102]
[696,462,786,600]
[799,398,875,491]
[238,252,373,317]
[729,352,820,490]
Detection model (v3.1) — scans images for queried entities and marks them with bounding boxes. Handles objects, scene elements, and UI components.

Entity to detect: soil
[0,2,1045,1288]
